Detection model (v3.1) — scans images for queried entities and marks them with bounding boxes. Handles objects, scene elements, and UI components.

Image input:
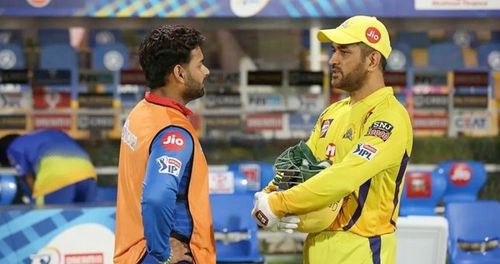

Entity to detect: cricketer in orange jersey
[114,25,215,264]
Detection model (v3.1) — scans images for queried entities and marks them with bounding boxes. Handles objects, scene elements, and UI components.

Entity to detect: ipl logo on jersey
[353,143,378,160]
[156,155,182,177]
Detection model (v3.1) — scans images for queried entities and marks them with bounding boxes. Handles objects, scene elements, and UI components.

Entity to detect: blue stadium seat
[387,42,413,70]
[37,29,70,46]
[395,32,430,48]
[399,170,446,216]
[436,161,487,205]
[0,29,23,45]
[40,43,78,70]
[445,201,500,264]
[89,29,123,47]
[477,43,500,71]
[210,193,264,263]
[0,43,26,69]
[428,42,465,71]
[92,43,129,71]
[228,161,275,193]
[0,174,17,205]
[40,43,79,96]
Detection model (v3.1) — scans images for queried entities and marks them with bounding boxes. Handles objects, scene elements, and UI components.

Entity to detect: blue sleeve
[141,126,194,262]
[6,138,32,176]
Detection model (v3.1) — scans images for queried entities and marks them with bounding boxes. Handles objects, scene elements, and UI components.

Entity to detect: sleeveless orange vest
[114,98,215,264]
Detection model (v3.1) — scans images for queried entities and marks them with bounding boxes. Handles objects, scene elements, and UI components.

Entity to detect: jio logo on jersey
[161,131,185,151]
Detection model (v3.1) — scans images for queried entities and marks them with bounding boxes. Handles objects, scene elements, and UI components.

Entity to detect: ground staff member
[114,25,215,264]
[252,16,413,263]
[0,129,97,205]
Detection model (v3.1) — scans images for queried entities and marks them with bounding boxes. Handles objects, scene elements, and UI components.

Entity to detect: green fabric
[273,141,331,189]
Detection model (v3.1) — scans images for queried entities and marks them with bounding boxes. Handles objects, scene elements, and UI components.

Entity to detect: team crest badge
[342,128,353,141]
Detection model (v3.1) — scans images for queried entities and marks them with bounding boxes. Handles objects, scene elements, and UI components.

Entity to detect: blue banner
[0,0,497,17]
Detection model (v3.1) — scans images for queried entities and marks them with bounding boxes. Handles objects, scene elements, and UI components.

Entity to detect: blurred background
[0,0,499,263]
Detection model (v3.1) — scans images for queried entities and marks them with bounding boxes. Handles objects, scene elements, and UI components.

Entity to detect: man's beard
[332,62,368,93]
[182,74,205,102]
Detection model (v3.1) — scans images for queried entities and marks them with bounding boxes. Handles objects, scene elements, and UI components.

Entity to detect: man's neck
[151,85,186,105]
[349,73,385,105]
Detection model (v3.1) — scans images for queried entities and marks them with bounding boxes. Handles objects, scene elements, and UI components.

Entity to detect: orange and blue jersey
[6,129,96,198]
[114,92,215,264]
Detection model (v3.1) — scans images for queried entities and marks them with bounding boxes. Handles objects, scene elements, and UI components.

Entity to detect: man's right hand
[168,237,193,263]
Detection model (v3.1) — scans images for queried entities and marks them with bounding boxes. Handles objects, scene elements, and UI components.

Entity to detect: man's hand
[251,192,279,229]
[169,237,193,263]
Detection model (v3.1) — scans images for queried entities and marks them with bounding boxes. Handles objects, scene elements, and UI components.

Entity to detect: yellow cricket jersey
[269,87,413,237]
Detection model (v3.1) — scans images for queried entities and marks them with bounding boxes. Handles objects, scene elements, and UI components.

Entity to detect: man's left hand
[251,192,279,228]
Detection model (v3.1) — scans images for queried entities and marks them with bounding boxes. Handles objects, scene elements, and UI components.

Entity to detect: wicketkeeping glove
[273,140,332,190]
[251,192,279,229]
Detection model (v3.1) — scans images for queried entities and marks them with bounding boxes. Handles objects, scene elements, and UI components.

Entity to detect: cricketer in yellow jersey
[252,15,413,264]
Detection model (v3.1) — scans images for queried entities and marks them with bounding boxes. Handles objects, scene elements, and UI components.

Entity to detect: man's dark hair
[359,43,387,71]
[139,25,205,89]
[0,134,19,167]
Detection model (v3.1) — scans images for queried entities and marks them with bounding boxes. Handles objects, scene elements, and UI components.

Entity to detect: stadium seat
[399,170,446,216]
[477,43,500,71]
[37,29,70,46]
[0,29,23,45]
[445,201,500,264]
[387,42,413,70]
[92,43,129,72]
[428,42,465,71]
[210,193,264,263]
[395,32,431,49]
[0,43,26,69]
[228,161,275,193]
[436,161,487,205]
[89,29,122,47]
[0,174,17,205]
[39,43,79,96]
[40,43,77,70]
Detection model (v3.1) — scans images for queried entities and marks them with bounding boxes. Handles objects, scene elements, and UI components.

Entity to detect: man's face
[329,43,368,92]
[182,47,210,102]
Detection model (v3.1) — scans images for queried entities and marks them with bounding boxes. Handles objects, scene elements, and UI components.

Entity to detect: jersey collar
[357,86,393,107]
[144,92,193,116]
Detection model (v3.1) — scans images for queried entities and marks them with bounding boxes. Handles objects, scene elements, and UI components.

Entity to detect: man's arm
[268,110,410,217]
[142,126,194,263]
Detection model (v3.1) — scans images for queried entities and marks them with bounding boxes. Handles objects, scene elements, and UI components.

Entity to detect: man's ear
[367,52,382,71]
[173,64,185,83]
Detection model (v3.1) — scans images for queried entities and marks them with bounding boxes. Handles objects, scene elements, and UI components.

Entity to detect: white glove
[268,215,300,234]
[251,192,279,229]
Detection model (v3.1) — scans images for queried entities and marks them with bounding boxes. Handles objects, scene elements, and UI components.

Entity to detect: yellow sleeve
[269,108,411,217]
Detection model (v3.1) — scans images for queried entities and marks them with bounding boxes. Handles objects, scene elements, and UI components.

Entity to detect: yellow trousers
[303,231,396,264]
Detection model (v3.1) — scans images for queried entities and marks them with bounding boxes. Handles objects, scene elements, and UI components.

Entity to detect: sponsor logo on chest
[366,121,393,141]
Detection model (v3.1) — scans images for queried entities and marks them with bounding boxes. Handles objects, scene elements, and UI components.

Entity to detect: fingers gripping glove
[267,215,300,234]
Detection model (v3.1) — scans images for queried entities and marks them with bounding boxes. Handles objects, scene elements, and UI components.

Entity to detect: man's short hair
[139,25,205,89]
[359,43,387,71]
